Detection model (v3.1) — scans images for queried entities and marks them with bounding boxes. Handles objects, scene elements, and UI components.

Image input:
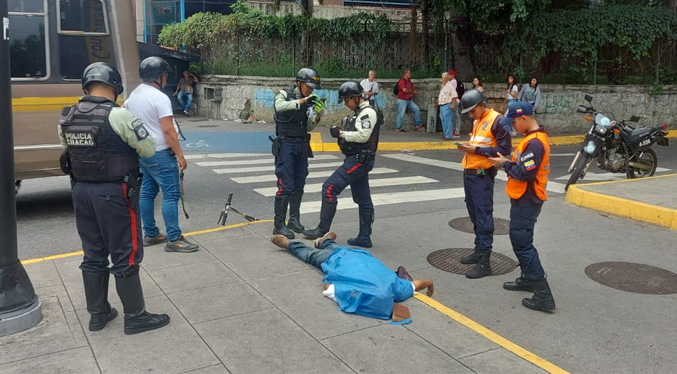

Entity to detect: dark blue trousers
[275,141,309,197]
[323,154,375,213]
[509,197,546,280]
[73,182,143,277]
[463,173,495,253]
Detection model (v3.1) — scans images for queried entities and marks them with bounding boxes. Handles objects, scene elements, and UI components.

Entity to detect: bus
[9,0,140,188]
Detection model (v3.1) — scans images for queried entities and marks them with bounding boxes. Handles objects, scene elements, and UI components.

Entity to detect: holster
[123,174,143,201]
[269,135,281,157]
[358,149,373,164]
[59,150,72,174]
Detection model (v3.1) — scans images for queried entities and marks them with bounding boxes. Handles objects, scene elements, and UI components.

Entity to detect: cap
[499,101,534,127]
[448,69,456,76]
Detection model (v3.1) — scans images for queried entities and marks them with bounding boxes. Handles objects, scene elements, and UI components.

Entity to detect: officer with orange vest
[457,89,512,279]
[489,101,555,312]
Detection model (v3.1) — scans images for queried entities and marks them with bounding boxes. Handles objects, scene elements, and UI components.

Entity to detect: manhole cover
[585,262,677,295]
[427,248,517,275]
[448,217,510,235]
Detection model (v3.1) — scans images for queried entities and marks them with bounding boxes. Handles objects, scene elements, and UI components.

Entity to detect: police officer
[59,62,170,334]
[457,89,511,279]
[489,101,555,312]
[302,81,381,248]
[272,68,325,239]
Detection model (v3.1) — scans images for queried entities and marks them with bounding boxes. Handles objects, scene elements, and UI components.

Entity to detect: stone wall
[196,75,677,134]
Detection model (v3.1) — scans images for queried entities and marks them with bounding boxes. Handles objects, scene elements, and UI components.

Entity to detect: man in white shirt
[125,56,199,253]
[359,70,379,107]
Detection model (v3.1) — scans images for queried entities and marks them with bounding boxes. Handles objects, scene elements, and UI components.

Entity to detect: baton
[180,171,189,219]
[218,193,233,226]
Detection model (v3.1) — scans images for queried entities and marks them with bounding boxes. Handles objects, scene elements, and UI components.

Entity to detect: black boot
[82,272,118,331]
[465,252,493,279]
[273,195,295,239]
[115,272,170,335]
[460,248,479,264]
[522,278,556,312]
[347,210,373,248]
[503,273,535,292]
[287,191,305,233]
[303,198,337,239]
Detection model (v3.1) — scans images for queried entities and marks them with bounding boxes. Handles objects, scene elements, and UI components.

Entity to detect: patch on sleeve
[520,152,534,162]
[524,159,536,171]
[360,114,370,120]
[361,120,372,129]
[132,118,149,140]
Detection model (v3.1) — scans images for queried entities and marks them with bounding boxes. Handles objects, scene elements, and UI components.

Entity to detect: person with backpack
[303,81,382,248]
[449,70,463,138]
[394,68,423,132]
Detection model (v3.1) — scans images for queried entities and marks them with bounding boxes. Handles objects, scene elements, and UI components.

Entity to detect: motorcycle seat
[622,126,652,144]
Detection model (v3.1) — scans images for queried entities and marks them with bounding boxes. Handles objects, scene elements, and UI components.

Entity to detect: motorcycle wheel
[565,153,591,191]
[627,148,657,179]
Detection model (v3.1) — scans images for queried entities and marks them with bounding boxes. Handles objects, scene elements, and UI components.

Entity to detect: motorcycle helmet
[296,68,321,89]
[338,81,363,101]
[139,56,170,82]
[81,62,124,96]
[460,89,486,114]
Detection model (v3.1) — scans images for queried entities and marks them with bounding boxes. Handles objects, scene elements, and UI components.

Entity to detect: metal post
[0,3,42,337]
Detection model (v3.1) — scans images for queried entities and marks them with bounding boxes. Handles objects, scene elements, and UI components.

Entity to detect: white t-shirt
[507,84,519,100]
[124,84,176,152]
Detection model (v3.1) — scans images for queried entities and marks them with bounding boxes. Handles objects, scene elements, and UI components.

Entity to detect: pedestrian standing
[125,56,199,253]
[518,76,541,111]
[272,68,325,239]
[437,72,457,141]
[489,101,555,312]
[448,70,463,138]
[303,82,381,248]
[456,89,512,279]
[173,70,199,116]
[59,62,170,334]
[395,68,423,132]
[360,70,379,108]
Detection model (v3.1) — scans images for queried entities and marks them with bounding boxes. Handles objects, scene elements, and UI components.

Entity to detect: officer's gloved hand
[304,95,318,107]
[312,98,325,114]
[330,126,341,138]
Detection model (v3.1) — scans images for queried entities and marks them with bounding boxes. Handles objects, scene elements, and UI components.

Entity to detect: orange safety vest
[462,109,501,170]
[506,131,550,201]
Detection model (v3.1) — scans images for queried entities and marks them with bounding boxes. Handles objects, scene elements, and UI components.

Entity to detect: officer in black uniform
[272,68,325,239]
[59,62,170,335]
[303,81,382,248]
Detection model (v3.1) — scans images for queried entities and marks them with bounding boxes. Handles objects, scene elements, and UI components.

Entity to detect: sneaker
[143,233,167,246]
[415,126,426,131]
[451,133,461,139]
[395,129,406,133]
[165,236,199,253]
[183,110,190,116]
[314,232,337,249]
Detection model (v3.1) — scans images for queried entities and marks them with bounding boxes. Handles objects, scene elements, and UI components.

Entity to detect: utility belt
[269,134,313,158]
[279,136,308,143]
[464,167,497,177]
[350,149,375,164]
[123,173,143,200]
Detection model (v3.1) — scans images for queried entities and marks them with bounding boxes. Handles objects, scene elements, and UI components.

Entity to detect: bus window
[8,1,48,79]
[58,0,114,80]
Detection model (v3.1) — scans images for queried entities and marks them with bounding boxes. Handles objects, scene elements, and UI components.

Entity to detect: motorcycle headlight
[594,124,609,135]
[584,141,597,154]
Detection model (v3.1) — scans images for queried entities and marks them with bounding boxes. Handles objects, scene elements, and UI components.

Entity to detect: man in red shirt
[395,69,423,132]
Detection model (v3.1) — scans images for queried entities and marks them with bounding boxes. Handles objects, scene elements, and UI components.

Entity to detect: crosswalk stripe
[185,153,271,160]
[231,167,400,184]
[382,153,568,194]
[300,188,466,214]
[253,176,438,197]
[213,162,344,174]
[197,154,337,167]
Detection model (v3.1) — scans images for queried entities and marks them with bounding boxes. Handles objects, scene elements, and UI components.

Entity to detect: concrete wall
[195,76,677,134]
[248,1,423,22]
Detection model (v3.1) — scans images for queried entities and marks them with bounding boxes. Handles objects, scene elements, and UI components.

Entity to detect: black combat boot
[303,198,337,239]
[273,195,295,239]
[347,210,373,248]
[503,272,535,292]
[82,271,118,331]
[465,252,493,279]
[286,191,305,233]
[115,272,170,335]
[460,248,479,264]
[522,278,556,312]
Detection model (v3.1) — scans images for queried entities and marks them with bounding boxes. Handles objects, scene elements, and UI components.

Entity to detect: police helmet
[296,68,321,89]
[139,56,170,82]
[460,89,486,114]
[338,81,363,101]
[81,62,124,96]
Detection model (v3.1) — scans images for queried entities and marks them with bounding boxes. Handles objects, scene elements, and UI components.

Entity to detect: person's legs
[184,93,193,113]
[151,150,182,242]
[407,100,422,127]
[508,198,545,280]
[273,143,296,239]
[347,157,375,248]
[177,91,187,111]
[396,99,407,131]
[464,175,495,279]
[287,241,335,268]
[139,156,161,238]
[288,142,309,233]
[453,103,461,135]
[439,103,452,139]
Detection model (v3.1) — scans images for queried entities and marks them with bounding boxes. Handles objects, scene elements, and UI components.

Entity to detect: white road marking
[253,176,438,196]
[231,168,399,184]
[213,162,344,174]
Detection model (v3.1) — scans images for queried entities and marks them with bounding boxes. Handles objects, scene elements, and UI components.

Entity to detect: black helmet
[338,81,363,101]
[139,56,170,82]
[81,62,124,96]
[460,89,486,114]
[296,68,321,89]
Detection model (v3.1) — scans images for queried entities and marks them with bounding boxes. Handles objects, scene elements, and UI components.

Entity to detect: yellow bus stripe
[12,96,82,112]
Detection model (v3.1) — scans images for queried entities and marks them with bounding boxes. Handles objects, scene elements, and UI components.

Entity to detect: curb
[565,175,677,230]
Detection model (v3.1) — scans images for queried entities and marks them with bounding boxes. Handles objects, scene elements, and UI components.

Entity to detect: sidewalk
[3,223,562,374]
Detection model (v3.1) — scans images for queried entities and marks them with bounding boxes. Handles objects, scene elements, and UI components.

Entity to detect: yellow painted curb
[414,294,569,374]
[565,174,677,230]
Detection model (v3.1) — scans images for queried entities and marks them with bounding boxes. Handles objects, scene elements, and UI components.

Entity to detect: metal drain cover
[585,262,677,295]
[448,217,510,235]
[427,248,517,275]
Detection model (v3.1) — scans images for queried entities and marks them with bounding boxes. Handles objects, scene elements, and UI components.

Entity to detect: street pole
[0,2,42,337]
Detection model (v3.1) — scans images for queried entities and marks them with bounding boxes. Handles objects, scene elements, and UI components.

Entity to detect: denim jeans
[452,102,461,134]
[396,99,422,130]
[177,91,193,112]
[288,239,339,269]
[439,103,453,139]
[139,149,182,241]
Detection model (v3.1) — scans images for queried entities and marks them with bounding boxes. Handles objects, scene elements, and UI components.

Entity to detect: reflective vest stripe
[506,132,550,201]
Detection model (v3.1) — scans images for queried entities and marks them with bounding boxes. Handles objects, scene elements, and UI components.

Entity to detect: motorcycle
[565,94,669,190]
